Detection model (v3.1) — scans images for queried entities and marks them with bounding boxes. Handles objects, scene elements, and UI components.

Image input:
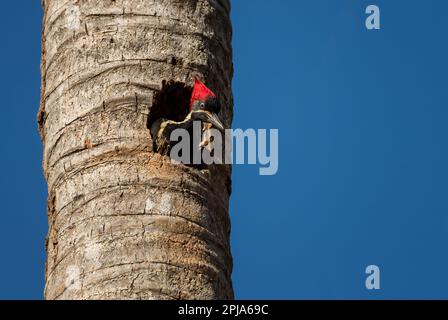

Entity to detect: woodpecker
[151,79,224,157]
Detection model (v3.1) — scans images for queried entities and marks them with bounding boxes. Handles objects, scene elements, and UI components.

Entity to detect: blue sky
[1,0,448,299]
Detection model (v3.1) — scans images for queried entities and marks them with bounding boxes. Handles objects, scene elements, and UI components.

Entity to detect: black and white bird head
[189,79,224,131]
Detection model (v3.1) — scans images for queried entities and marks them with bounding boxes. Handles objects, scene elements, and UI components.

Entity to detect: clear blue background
[1,0,447,299]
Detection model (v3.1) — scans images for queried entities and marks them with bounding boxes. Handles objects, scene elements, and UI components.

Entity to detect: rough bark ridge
[38,0,233,300]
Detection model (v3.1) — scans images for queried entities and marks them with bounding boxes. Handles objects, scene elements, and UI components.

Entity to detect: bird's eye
[200,103,205,109]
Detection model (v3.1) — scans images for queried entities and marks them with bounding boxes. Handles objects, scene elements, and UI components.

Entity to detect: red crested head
[190,79,216,111]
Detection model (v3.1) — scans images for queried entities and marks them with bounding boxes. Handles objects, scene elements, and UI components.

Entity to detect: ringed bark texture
[39,0,233,300]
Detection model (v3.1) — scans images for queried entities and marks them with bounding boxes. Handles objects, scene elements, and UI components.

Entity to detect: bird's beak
[202,111,225,131]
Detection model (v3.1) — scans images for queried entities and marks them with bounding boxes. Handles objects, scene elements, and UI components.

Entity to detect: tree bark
[38,0,233,300]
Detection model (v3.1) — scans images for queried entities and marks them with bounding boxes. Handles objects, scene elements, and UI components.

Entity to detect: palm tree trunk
[38,0,233,300]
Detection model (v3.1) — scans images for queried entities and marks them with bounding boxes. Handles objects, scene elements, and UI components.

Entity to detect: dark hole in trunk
[147,80,192,128]
[147,79,223,170]
[147,80,192,147]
